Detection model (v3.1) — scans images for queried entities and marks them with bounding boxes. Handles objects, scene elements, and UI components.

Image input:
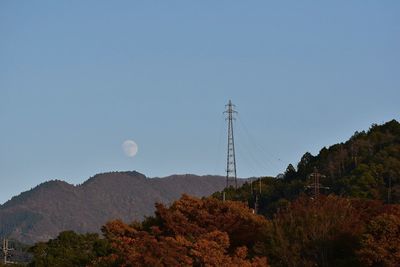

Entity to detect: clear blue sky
[1,1,399,204]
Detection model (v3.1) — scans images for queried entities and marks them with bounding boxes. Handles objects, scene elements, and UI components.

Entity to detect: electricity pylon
[2,238,13,264]
[306,167,329,199]
[224,100,238,189]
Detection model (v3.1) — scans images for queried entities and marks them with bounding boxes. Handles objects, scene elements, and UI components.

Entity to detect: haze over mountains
[0,172,239,244]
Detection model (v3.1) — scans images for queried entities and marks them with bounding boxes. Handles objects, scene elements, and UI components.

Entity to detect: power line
[234,117,276,177]
[236,113,282,169]
[213,113,227,176]
[235,144,260,176]
[235,134,270,176]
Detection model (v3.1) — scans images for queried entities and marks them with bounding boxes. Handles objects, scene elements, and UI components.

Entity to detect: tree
[260,195,363,267]
[97,195,269,266]
[28,231,109,267]
[357,212,400,266]
[284,164,296,181]
[297,152,314,177]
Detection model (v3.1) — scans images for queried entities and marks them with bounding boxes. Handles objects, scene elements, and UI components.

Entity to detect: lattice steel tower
[2,238,13,265]
[224,100,238,189]
[306,167,329,199]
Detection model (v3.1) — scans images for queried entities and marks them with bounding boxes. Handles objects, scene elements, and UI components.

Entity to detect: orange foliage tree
[95,195,269,267]
[260,195,364,267]
[357,208,400,266]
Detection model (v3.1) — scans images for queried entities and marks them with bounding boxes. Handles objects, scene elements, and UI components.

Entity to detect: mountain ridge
[0,172,239,244]
[1,172,223,206]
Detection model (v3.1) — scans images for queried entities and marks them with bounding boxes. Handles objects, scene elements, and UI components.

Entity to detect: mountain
[0,172,237,244]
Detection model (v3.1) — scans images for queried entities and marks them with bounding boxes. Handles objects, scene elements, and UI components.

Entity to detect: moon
[122,140,138,157]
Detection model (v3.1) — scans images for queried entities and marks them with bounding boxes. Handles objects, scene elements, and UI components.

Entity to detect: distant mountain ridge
[0,172,235,244]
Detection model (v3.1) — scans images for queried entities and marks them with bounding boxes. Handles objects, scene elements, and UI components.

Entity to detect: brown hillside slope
[0,171,237,244]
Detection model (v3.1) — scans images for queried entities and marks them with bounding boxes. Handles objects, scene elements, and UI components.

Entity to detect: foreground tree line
[25,194,400,267]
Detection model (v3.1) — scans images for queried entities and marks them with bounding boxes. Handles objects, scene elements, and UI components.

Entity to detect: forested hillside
[217,120,400,216]
[0,173,236,244]
[290,119,400,200]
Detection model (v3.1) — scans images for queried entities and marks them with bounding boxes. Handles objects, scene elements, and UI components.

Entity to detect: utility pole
[351,143,358,167]
[388,176,392,204]
[224,100,238,190]
[306,167,329,199]
[256,178,262,213]
[254,193,259,214]
[250,178,262,214]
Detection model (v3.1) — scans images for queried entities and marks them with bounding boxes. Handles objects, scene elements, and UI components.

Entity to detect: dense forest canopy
[216,120,400,217]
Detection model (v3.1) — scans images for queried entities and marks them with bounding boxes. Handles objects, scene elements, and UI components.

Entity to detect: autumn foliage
[257,195,400,267]
[96,195,269,267]
[261,195,363,267]
[357,207,400,266]
[26,194,400,267]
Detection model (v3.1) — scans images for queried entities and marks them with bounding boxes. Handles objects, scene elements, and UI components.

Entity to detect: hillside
[0,172,235,244]
[216,119,400,216]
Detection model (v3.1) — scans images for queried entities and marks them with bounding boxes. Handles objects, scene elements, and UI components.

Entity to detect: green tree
[28,231,110,267]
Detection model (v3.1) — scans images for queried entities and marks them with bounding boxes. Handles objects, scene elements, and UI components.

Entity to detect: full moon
[122,140,138,157]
